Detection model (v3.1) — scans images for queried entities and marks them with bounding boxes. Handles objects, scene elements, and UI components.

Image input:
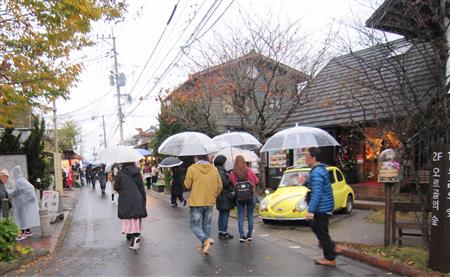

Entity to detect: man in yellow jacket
[184,155,222,255]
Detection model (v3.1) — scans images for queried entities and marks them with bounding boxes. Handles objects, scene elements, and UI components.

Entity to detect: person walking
[151,164,159,185]
[214,155,235,240]
[229,155,259,242]
[0,169,10,219]
[170,166,186,207]
[184,155,222,255]
[304,147,337,267]
[90,167,98,190]
[86,164,93,187]
[7,166,40,240]
[114,162,147,250]
[143,162,152,190]
[109,164,119,203]
[98,164,107,196]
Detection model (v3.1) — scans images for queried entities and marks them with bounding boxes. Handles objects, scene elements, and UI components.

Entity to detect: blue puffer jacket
[307,163,334,214]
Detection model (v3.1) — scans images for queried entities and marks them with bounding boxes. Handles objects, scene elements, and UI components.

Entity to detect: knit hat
[213,155,227,166]
[0,169,9,177]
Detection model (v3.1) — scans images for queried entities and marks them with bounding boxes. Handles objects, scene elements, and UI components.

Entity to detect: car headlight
[295,198,307,212]
[260,198,269,211]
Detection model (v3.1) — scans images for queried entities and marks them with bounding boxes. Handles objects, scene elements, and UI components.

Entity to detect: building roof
[365,0,441,39]
[281,39,436,129]
[190,49,310,80]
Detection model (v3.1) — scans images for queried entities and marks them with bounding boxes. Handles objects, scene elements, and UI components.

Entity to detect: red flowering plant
[336,146,356,170]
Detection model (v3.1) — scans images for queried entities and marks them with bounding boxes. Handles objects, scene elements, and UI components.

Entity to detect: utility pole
[102,115,107,148]
[91,115,108,149]
[53,99,59,152]
[111,29,124,144]
[92,147,97,161]
[52,98,63,194]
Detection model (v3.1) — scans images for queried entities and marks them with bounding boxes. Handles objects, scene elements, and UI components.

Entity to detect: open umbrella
[135,148,153,156]
[214,147,260,171]
[213,131,262,150]
[260,125,340,152]
[98,145,144,163]
[158,132,219,156]
[159,157,183,168]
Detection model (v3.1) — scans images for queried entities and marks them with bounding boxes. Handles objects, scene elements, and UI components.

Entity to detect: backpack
[234,179,253,202]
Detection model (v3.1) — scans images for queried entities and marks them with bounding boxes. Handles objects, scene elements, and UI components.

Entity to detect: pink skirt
[121,219,142,234]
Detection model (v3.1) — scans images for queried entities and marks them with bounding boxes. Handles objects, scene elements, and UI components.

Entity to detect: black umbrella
[159,157,183,168]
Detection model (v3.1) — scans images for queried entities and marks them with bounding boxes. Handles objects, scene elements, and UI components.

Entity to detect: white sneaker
[129,236,140,250]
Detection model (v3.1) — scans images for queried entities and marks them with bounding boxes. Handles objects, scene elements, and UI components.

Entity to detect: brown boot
[202,238,214,255]
[314,258,336,267]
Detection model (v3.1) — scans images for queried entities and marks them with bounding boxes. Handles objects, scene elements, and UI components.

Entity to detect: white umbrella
[260,125,340,152]
[214,147,260,171]
[98,145,144,163]
[158,131,219,156]
[213,131,262,150]
[159,157,183,168]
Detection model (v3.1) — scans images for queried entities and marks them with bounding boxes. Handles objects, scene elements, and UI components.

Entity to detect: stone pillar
[39,209,52,238]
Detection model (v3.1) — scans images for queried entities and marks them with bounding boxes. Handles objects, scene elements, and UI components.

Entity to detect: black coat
[216,166,235,211]
[171,168,184,195]
[114,165,147,219]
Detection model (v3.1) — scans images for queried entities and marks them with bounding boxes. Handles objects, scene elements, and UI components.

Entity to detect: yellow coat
[184,163,222,207]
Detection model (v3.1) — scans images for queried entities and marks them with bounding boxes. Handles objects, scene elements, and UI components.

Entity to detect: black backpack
[234,178,253,202]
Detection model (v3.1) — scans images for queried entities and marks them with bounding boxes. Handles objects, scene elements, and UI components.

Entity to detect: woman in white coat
[7,165,40,240]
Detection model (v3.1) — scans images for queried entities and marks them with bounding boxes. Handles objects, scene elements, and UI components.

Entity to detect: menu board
[293,148,308,167]
[268,150,287,168]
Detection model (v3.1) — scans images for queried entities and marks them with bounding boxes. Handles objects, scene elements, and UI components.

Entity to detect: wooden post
[384,183,394,246]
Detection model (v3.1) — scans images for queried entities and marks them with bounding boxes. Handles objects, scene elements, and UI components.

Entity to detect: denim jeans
[218,210,230,234]
[189,206,213,244]
[237,197,255,237]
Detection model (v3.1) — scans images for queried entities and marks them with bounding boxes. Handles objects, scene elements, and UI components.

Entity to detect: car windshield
[278,171,310,187]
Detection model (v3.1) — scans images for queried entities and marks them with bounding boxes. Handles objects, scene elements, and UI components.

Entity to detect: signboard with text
[41,190,61,223]
[429,145,450,272]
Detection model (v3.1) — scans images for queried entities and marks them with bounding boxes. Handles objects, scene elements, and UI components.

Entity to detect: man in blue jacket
[305,147,337,267]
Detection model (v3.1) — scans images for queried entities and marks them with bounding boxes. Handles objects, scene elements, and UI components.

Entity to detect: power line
[125,0,228,116]
[127,1,180,98]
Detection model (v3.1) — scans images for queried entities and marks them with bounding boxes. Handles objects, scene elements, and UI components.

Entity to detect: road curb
[52,189,81,253]
[338,244,425,277]
[0,248,49,275]
[0,189,81,275]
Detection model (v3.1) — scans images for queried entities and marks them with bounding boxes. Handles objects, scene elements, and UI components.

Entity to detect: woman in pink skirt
[114,162,148,250]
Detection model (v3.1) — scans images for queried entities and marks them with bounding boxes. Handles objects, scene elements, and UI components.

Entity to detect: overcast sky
[49,0,383,160]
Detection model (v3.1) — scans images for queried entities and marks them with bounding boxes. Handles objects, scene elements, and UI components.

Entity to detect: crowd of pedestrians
[0,147,338,267]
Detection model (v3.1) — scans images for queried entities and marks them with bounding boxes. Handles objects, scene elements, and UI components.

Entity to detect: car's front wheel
[262,219,272,224]
[343,195,353,214]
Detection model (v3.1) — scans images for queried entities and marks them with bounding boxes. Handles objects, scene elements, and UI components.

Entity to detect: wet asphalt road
[12,185,395,276]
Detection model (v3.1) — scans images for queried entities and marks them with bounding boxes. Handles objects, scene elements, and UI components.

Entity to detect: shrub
[0,218,20,261]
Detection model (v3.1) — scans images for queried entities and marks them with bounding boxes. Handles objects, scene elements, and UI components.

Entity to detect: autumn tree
[165,14,337,141]
[0,0,126,127]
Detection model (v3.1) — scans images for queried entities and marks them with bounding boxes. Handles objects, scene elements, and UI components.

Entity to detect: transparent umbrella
[213,131,262,150]
[158,131,219,156]
[260,125,340,152]
[98,145,144,163]
[159,157,183,168]
[214,147,260,171]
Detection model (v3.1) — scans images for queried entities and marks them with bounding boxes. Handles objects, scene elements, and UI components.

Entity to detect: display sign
[293,148,308,167]
[41,190,62,223]
[268,150,287,168]
[378,149,400,183]
[429,145,450,272]
[0,154,28,180]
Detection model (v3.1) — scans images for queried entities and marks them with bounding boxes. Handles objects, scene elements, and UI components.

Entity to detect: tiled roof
[281,39,436,130]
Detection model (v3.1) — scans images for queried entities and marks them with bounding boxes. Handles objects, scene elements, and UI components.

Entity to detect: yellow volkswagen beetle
[259,166,354,223]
